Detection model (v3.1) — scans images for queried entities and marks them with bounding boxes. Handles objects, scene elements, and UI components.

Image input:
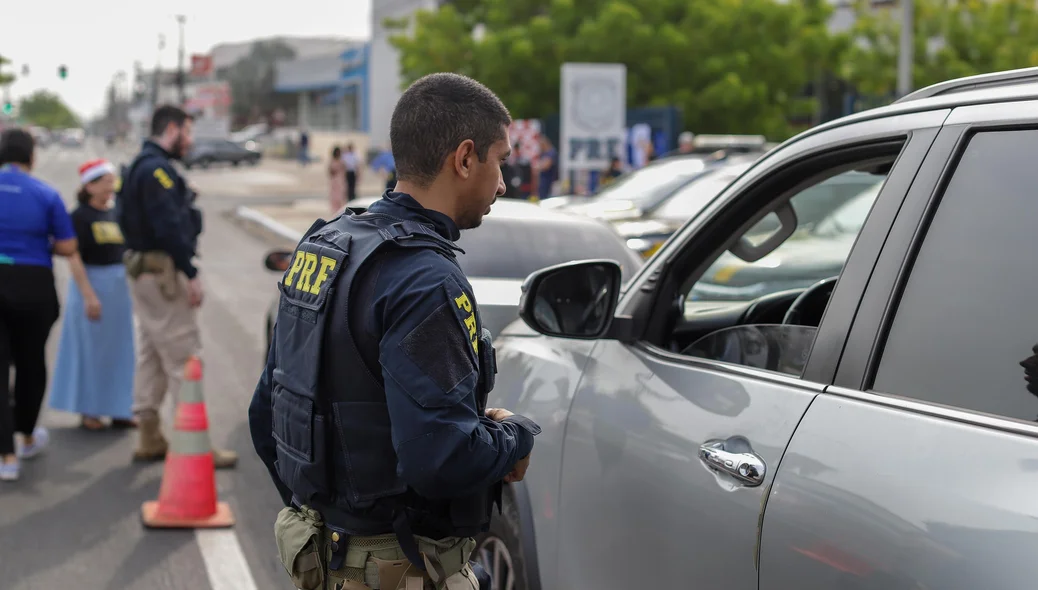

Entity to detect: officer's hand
[84,296,102,322]
[504,454,531,484]
[187,277,204,308]
[485,408,514,422]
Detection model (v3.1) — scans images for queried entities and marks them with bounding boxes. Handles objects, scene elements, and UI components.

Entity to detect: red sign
[190,54,213,78]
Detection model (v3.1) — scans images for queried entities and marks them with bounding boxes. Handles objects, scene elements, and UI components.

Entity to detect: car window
[456,219,642,281]
[689,168,886,303]
[872,129,1038,423]
[654,163,753,220]
[594,159,706,205]
[812,182,884,238]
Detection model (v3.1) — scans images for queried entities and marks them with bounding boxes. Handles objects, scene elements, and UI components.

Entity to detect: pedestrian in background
[0,128,96,481]
[117,105,237,468]
[535,135,557,201]
[49,159,136,431]
[342,142,360,201]
[327,145,346,213]
[298,129,310,167]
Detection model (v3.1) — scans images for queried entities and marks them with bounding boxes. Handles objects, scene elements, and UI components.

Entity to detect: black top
[117,140,199,278]
[72,203,125,266]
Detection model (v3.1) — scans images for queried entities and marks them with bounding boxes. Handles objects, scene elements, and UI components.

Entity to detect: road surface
[0,141,301,590]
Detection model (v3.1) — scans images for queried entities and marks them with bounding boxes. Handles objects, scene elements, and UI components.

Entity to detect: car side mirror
[519,260,622,339]
[264,249,293,272]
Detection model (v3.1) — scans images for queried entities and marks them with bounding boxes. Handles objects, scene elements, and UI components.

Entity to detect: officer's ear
[453,139,477,180]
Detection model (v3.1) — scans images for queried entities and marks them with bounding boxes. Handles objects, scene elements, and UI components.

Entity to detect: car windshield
[654,162,753,220]
[593,158,707,206]
[456,218,642,281]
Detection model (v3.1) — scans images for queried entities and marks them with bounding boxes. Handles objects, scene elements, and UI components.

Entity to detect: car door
[553,110,949,590]
[759,100,1038,590]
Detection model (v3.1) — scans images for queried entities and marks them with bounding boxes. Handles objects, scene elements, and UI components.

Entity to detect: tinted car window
[873,130,1038,423]
[456,217,641,281]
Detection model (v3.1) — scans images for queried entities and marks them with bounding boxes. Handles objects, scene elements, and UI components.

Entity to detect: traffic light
[1,102,12,116]
[58,65,67,79]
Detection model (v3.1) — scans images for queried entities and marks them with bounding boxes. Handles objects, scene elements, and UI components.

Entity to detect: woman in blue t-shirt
[0,128,97,482]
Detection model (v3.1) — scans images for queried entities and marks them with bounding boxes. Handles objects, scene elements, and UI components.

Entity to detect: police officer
[249,73,540,590]
[118,105,237,468]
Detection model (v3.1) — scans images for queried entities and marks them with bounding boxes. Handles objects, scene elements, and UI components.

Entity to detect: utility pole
[897,0,914,97]
[176,15,187,106]
[153,34,166,108]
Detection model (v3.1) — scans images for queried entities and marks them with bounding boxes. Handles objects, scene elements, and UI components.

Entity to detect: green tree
[388,0,845,139]
[216,40,297,126]
[843,0,1038,98]
[19,90,79,129]
[0,54,15,86]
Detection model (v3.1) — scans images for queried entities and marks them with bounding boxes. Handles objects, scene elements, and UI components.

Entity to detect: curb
[233,205,304,243]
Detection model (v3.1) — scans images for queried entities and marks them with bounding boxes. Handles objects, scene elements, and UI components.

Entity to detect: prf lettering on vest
[454,292,479,354]
[284,250,337,295]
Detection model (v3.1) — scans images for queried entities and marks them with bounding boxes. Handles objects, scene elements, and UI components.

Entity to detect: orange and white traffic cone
[141,355,235,529]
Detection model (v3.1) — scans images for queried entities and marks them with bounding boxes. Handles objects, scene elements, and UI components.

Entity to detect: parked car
[538,156,711,220]
[183,138,261,169]
[260,198,643,356]
[615,161,882,259]
[479,67,1038,590]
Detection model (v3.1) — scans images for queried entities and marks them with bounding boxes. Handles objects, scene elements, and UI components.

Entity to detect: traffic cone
[141,355,235,528]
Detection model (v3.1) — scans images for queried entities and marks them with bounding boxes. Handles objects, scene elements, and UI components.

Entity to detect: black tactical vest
[271,210,499,544]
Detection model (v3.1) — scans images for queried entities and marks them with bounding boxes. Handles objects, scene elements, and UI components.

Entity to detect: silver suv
[478,67,1038,590]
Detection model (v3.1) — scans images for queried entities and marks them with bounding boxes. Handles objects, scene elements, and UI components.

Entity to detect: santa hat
[79,159,115,185]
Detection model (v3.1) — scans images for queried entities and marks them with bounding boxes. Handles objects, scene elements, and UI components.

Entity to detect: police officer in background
[249,73,539,590]
[118,105,237,468]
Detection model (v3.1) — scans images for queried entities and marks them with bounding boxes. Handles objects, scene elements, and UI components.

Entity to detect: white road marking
[196,529,260,590]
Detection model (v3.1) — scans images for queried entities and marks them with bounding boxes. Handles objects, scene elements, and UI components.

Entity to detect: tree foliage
[217,40,298,126]
[19,90,79,129]
[843,0,1038,97]
[388,0,846,139]
[0,54,15,86]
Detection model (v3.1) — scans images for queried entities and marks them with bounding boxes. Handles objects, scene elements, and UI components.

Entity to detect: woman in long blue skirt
[49,159,136,430]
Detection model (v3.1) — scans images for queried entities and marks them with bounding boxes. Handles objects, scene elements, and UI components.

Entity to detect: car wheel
[232,159,241,167]
[248,156,260,166]
[201,158,211,169]
[475,488,530,590]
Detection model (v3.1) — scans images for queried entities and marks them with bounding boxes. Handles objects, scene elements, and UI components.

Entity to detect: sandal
[110,418,138,429]
[80,416,106,431]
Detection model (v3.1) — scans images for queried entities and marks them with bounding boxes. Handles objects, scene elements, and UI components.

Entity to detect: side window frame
[838,99,1038,391]
[618,115,947,384]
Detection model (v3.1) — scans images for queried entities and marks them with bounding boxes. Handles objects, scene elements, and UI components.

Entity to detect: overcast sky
[4,0,372,119]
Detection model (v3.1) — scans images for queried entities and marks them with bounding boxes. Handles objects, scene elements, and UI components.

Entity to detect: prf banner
[560,63,627,180]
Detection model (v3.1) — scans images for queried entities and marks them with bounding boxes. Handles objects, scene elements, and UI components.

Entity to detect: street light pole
[897,0,914,97]
[176,15,186,106]
[153,34,165,109]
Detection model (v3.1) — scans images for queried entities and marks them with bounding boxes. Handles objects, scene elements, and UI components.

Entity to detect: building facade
[274,42,370,133]
[369,0,444,150]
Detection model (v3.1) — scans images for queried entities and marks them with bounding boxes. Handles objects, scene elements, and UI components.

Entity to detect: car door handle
[698,438,766,487]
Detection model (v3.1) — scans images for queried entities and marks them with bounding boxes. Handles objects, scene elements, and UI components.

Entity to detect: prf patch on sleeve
[280,241,346,310]
[153,167,175,190]
[445,275,479,356]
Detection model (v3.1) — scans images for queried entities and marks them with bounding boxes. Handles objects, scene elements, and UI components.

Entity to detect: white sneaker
[17,427,50,460]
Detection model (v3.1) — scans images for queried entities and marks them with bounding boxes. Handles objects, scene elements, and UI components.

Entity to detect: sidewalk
[234,199,330,243]
[186,157,386,200]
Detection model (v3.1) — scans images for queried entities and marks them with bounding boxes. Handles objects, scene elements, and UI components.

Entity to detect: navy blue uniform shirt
[118,141,198,278]
[250,192,537,506]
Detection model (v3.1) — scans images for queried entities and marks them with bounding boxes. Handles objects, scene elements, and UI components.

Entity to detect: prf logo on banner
[560,63,627,180]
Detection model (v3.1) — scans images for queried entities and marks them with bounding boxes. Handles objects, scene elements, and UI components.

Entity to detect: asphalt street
[0,140,301,590]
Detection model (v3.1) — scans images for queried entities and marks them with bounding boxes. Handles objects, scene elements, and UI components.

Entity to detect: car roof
[794,69,1038,147]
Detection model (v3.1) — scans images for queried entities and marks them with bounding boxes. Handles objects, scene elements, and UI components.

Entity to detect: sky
[3,0,372,119]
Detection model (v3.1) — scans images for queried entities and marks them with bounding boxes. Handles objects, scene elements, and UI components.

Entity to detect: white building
[369,0,444,150]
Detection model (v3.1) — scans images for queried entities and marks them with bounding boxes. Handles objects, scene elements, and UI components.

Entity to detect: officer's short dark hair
[0,128,34,166]
[150,105,193,137]
[390,73,511,187]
